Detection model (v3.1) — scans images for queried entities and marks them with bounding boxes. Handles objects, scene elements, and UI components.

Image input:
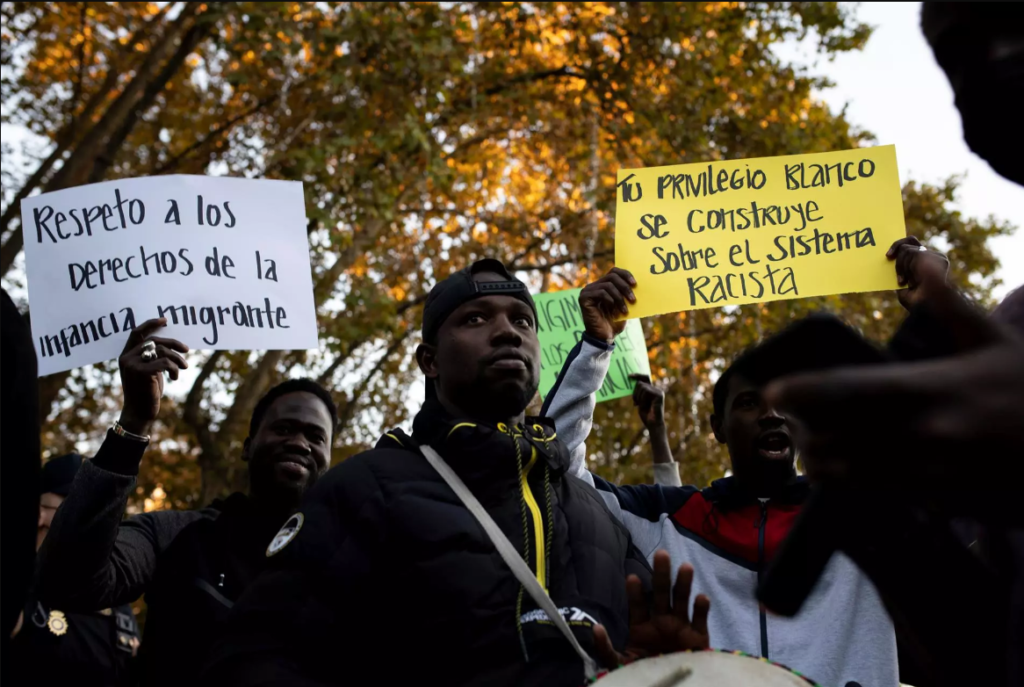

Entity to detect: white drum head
[596,649,817,687]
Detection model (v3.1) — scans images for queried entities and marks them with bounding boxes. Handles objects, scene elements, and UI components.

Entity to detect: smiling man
[541,267,898,687]
[34,318,337,687]
[203,259,712,686]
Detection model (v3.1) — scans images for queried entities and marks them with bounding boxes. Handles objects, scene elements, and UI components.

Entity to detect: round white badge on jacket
[266,512,304,557]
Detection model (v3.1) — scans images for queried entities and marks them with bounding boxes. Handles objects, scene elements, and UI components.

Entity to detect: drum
[594,649,818,687]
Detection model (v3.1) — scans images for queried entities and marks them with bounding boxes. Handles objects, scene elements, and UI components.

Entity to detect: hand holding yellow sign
[614,145,906,319]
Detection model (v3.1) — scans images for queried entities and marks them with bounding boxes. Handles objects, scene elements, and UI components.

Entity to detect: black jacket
[204,401,651,687]
[1,289,40,680]
[136,492,284,687]
[11,598,139,687]
[35,432,282,687]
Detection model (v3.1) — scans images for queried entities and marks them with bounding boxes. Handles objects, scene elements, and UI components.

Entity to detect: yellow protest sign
[614,145,906,319]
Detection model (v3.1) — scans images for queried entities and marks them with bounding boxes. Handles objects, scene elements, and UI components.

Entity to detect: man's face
[245,392,333,499]
[712,374,795,481]
[38,492,65,550]
[420,272,540,420]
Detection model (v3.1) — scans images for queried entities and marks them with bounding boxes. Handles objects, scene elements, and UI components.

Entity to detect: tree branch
[510,250,612,275]
[316,337,371,387]
[507,225,560,266]
[313,215,387,300]
[262,112,316,177]
[150,96,276,175]
[1,2,206,276]
[672,428,698,464]
[436,65,585,128]
[620,426,647,466]
[397,292,429,315]
[315,286,428,388]
[645,322,741,352]
[218,350,285,442]
[89,4,223,183]
[0,5,171,245]
[67,2,87,136]
[181,350,223,455]
[333,327,414,431]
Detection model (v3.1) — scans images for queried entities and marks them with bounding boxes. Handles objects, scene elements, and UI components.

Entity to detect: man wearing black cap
[10,453,141,687]
[204,259,712,687]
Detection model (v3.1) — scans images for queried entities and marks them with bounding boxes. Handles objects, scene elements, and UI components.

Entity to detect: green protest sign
[535,287,652,403]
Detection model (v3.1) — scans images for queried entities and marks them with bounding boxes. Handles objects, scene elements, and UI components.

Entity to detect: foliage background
[1,2,1013,515]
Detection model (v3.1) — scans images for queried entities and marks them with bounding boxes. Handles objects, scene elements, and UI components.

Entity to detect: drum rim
[592,647,820,686]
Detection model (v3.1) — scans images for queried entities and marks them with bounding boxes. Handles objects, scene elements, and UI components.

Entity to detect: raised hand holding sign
[116,318,189,436]
[534,269,652,404]
[886,236,949,311]
[579,267,637,343]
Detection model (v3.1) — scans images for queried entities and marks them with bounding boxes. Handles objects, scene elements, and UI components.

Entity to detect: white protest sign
[21,175,318,375]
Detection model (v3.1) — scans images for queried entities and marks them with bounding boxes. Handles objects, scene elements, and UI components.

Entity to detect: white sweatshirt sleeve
[652,461,683,487]
[540,334,614,485]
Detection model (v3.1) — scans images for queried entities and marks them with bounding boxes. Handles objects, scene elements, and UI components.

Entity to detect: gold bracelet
[111,421,150,443]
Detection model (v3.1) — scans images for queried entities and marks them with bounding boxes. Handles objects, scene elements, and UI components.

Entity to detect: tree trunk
[0,3,172,245]
[197,349,286,504]
[88,8,220,183]
[332,327,414,434]
[149,97,276,175]
[26,5,219,420]
[44,2,204,190]
[0,1,206,276]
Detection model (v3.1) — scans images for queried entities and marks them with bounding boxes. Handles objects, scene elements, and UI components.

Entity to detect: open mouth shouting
[757,430,793,461]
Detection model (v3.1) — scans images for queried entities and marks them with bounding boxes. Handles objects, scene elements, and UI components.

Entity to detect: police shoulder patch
[266,512,304,557]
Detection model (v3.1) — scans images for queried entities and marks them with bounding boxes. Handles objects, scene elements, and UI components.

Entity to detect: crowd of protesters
[1,4,1022,686]
[3,234,1021,687]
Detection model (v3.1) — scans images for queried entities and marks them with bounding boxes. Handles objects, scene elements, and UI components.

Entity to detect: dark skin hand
[118,318,189,436]
[631,374,665,429]
[767,271,1024,495]
[630,374,673,466]
[887,236,949,311]
[580,267,637,343]
[594,550,711,668]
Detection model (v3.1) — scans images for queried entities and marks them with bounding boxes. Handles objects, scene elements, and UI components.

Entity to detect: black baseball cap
[421,259,537,398]
[421,259,537,344]
[41,452,84,496]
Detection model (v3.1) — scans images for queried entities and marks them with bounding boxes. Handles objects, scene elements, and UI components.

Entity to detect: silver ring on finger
[141,340,158,361]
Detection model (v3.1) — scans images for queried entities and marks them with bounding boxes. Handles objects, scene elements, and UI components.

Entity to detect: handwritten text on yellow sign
[614,145,906,319]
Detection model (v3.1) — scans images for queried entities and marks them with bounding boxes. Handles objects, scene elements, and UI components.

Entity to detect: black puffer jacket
[35,431,285,687]
[204,400,650,687]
